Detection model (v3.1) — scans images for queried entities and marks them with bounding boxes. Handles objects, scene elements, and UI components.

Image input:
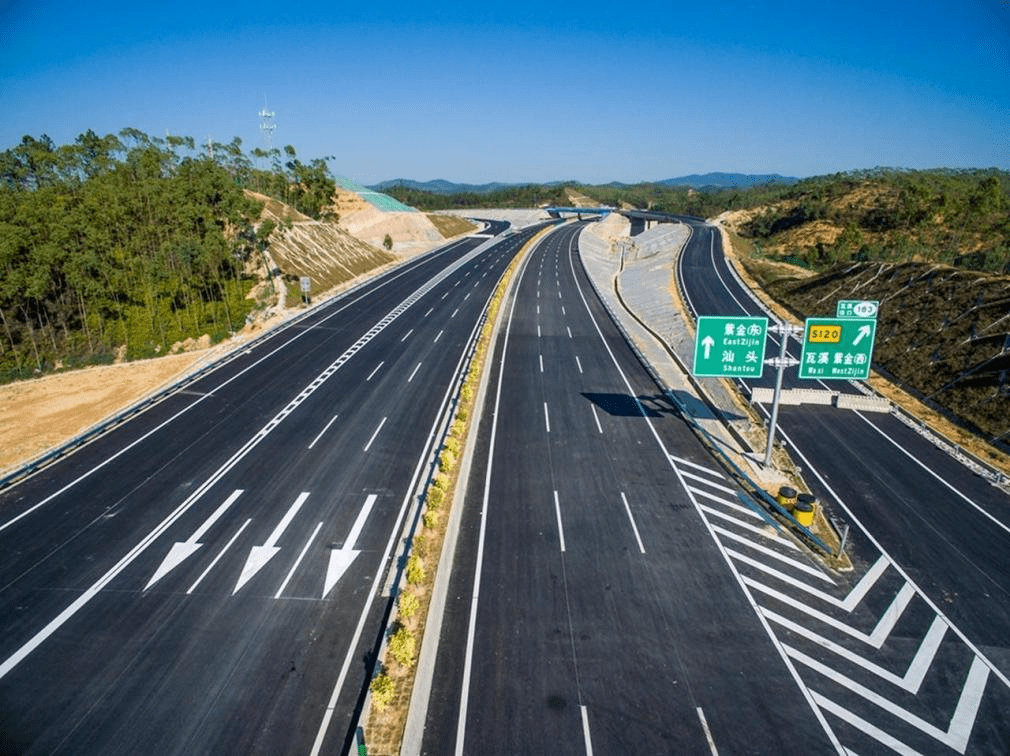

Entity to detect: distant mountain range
[370,173,798,194]
[655,172,799,188]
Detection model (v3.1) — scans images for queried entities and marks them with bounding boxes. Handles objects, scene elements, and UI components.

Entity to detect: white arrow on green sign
[798,317,876,380]
[693,316,768,378]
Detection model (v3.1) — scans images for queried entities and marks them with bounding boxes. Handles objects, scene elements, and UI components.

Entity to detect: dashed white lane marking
[555,490,566,553]
[620,492,646,554]
[364,416,387,452]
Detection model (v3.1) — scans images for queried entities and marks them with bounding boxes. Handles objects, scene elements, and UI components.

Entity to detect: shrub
[399,590,420,620]
[427,486,444,509]
[423,509,440,529]
[439,448,456,472]
[443,436,461,456]
[451,419,465,438]
[432,472,451,490]
[406,554,425,585]
[370,674,394,710]
[389,626,416,667]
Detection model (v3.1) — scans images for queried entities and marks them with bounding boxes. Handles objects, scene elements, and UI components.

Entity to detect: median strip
[363,223,561,754]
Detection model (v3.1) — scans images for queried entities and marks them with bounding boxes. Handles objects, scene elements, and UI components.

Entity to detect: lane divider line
[555,490,566,553]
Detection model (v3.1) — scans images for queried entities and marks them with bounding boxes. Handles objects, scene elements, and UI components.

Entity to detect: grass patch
[426,213,478,238]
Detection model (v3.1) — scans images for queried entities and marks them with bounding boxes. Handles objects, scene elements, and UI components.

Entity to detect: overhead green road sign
[798,317,876,380]
[693,315,768,378]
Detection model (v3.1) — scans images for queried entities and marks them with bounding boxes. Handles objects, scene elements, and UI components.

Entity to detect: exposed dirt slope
[756,260,1010,452]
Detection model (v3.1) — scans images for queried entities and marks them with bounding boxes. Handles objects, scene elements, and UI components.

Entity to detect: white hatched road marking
[669,446,999,752]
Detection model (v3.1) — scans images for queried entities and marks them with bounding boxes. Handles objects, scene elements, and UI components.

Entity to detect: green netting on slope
[334,176,417,212]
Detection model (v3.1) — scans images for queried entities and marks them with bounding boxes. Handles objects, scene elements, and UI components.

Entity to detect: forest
[0,129,336,382]
[391,169,1009,273]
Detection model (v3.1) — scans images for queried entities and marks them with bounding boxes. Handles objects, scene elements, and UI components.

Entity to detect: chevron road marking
[699,504,797,546]
[804,653,989,754]
[715,528,834,583]
[768,610,947,693]
[745,577,916,648]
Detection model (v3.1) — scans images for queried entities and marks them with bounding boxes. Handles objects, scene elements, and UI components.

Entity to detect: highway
[421,223,839,753]
[0,219,540,755]
[675,220,1010,753]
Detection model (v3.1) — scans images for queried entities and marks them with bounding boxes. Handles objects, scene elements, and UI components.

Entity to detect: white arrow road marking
[144,489,244,590]
[853,324,871,346]
[323,494,378,598]
[233,492,310,594]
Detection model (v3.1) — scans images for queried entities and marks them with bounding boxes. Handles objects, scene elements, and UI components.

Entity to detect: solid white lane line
[581,705,594,756]
[187,519,251,594]
[856,411,1010,537]
[544,402,551,433]
[408,362,423,383]
[555,491,566,552]
[621,493,646,554]
[434,329,443,343]
[308,414,339,449]
[364,417,387,452]
[366,361,384,381]
[697,707,719,755]
[590,405,603,434]
[400,328,414,342]
[275,521,323,599]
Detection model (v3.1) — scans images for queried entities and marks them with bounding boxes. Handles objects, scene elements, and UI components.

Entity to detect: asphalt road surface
[423,223,843,754]
[0,222,544,756]
[675,219,1010,753]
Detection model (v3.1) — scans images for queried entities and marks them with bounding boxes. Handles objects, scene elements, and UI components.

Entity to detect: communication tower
[259,98,276,149]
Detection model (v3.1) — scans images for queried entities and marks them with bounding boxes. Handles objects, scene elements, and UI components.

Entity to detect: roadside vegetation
[0,129,337,381]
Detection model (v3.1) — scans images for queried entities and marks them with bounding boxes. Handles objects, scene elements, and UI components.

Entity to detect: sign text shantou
[798,317,876,380]
[693,316,768,378]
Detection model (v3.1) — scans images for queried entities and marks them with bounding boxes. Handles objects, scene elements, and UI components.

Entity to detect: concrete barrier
[750,388,835,405]
[835,394,891,412]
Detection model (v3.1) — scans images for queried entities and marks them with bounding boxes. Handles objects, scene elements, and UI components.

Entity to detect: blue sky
[3,0,1008,185]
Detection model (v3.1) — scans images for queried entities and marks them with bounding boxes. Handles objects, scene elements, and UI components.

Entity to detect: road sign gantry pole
[763,322,801,466]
